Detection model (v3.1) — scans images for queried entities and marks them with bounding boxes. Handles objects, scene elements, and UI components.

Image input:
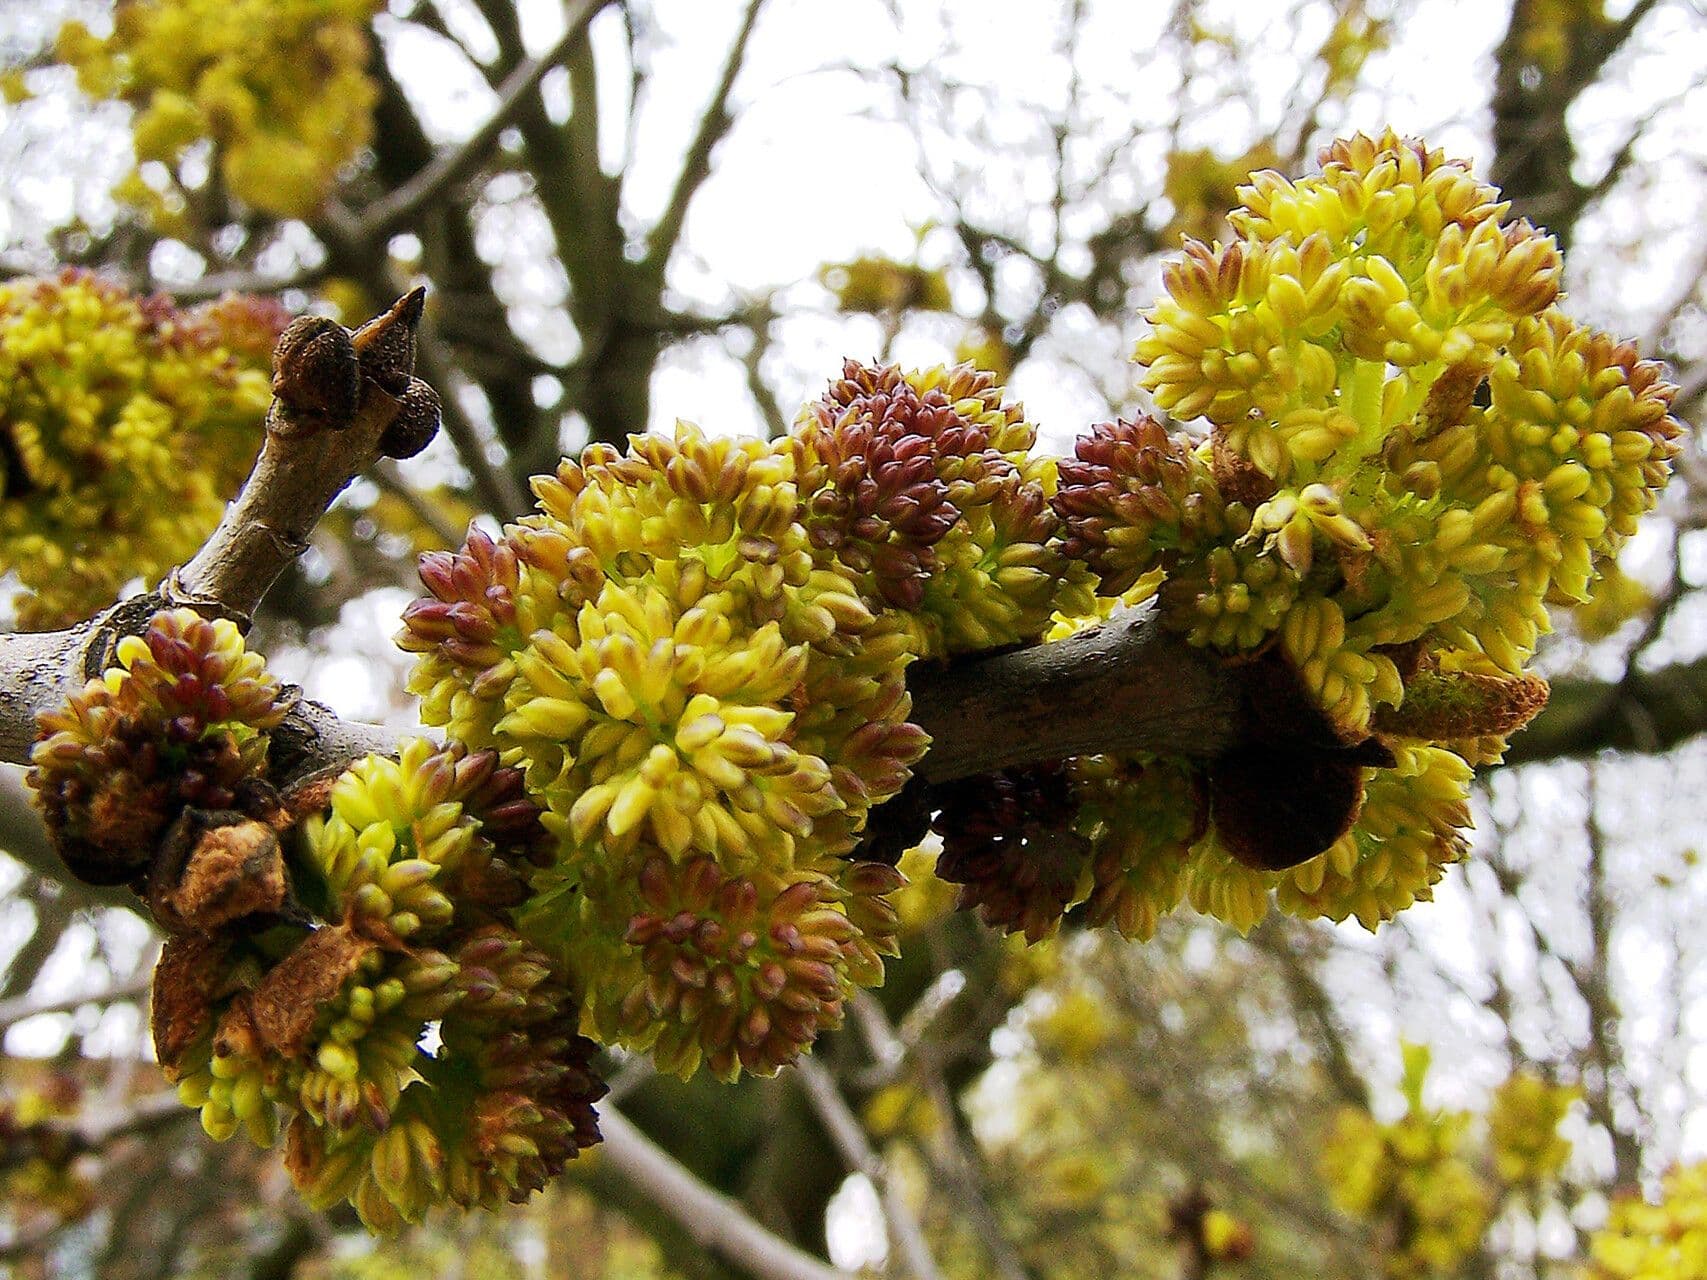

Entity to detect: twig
[356,0,611,241]
[906,603,1238,780]
[34,1089,187,1151]
[174,289,430,620]
[0,974,150,1033]
[597,1106,852,1280]
[372,459,466,549]
[848,994,1035,1280]
[642,0,768,272]
[795,1056,944,1280]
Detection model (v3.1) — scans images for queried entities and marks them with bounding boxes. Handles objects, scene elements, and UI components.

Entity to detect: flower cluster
[1589,1162,1707,1279]
[55,0,382,222]
[1113,129,1680,700]
[1320,1047,1578,1280]
[31,613,603,1232]
[1024,130,1682,938]
[159,735,606,1232]
[0,273,283,629]
[401,370,1087,1077]
[1486,1070,1578,1187]
[30,607,289,887]
[794,360,1091,652]
[0,1075,94,1223]
[1321,1048,1490,1279]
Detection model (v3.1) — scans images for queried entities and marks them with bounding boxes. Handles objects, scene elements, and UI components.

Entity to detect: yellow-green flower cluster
[572,854,890,1081]
[1319,1048,1581,1278]
[281,926,603,1232]
[0,1075,95,1223]
[0,273,282,629]
[30,606,288,886]
[1589,1162,1707,1280]
[1486,1070,1577,1187]
[1320,1045,1493,1279]
[1118,129,1679,715]
[1276,744,1472,930]
[56,0,383,222]
[1034,130,1680,935]
[157,736,605,1231]
[1073,755,1205,941]
[794,361,1092,654]
[403,421,964,1078]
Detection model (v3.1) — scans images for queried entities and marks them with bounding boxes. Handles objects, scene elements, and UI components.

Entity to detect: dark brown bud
[1208,648,1395,870]
[378,377,442,459]
[1207,745,1369,871]
[1416,359,1489,439]
[351,287,425,396]
[268,315,359,436]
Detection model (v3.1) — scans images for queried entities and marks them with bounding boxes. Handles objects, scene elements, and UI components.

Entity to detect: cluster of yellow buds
[1485,1070,1578,1187]
[30,613,604,1232]
[1589,1162,1707,1279]
[30,608,290,886]
[0,1075,95,1223]
[1320,1046,1580,1279]
[162,735,605,1232]
[55,0,383,222]
[1319,1047,1498,1279]
[402,396,1076,1079]
[1031,130,1680,938]
[0,273,283,629]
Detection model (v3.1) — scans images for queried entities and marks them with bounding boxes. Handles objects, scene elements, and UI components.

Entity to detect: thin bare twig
[357,0,611,241]
[795,1056,944,1280]
[597,1106,852,1280]
[372,459,467,549]
[642,0,768,273]
[0,974,151,1033]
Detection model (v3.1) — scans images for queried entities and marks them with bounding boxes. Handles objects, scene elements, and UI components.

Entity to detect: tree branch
[906,604,1239,781]
[795,1055,943,1280]
[642,0,767,273]
[0,972,150,1033]
[356,0,609,241]
[1501,654,1707,764]
[597,1106,853,1280]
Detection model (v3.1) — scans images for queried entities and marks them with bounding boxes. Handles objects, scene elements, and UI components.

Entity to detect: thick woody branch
[907,605,1239,782]
[355,0,609,242]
